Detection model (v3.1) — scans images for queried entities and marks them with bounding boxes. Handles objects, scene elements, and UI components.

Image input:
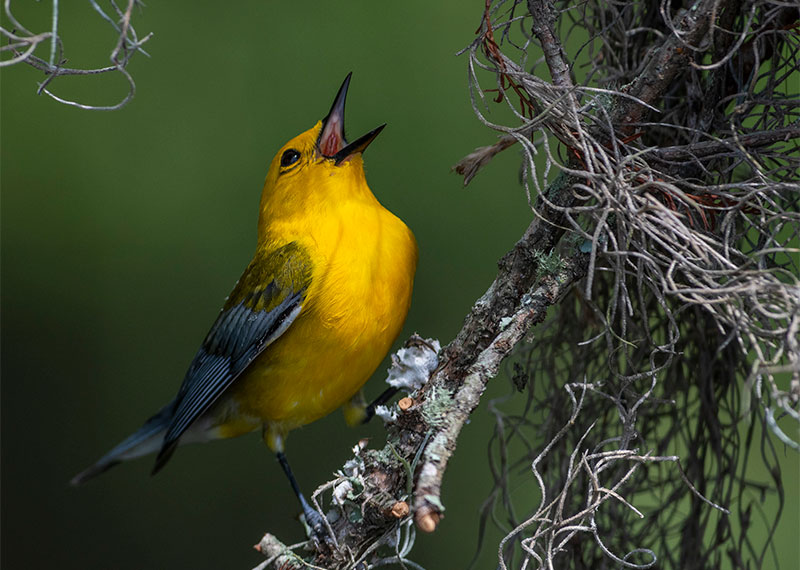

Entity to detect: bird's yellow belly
[212,221,415,445]
[234,308,400,427]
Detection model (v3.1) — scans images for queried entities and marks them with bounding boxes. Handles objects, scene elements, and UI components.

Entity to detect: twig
[1,0,150,110]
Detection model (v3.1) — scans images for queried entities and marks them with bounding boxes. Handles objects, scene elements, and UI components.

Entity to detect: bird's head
[258,73,385,230]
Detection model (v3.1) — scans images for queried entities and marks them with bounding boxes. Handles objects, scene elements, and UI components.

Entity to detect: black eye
[280,149,300,167]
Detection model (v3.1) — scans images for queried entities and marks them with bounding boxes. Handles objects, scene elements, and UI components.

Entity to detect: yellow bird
[72,74,417,531]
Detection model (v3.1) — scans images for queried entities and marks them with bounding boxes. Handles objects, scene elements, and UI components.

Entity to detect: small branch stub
[414,505,441,533]
[398,397,414,411]
[252,534,305,570]
[389,501,409,519]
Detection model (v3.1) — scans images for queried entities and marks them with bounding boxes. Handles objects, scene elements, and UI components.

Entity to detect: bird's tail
[70,400,176,485]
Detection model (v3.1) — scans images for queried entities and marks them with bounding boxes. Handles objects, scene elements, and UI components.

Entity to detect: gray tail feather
[70,400,176,486]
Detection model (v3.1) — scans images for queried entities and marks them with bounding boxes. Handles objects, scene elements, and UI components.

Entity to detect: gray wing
[153,242,312,472]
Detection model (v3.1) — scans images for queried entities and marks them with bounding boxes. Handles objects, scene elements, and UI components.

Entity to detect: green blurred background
[1,3,796,569]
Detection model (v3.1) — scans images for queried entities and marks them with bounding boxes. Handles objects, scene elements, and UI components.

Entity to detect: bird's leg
[275,451,328,540]
[361,387,399,424]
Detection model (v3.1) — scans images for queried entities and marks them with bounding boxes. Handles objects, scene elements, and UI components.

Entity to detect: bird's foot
[302,505,334,547]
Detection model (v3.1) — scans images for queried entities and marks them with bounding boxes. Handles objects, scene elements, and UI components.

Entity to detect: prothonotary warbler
[72,74,417,533]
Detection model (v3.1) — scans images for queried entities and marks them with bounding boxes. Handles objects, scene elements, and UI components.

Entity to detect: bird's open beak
[317,73,385,165]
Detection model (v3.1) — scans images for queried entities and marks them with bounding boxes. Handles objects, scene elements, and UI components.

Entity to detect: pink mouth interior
[318,117,344,156]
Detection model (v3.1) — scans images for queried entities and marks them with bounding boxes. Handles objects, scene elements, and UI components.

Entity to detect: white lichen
[386,335,441,392]
[375,404,397,423]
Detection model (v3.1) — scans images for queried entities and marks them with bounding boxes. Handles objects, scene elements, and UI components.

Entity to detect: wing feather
[153,242,312,472]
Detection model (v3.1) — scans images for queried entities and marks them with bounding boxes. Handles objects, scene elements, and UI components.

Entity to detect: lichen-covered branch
[411,253,589,532]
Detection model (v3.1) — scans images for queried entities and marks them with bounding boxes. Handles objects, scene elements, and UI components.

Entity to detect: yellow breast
[218,195,417,441]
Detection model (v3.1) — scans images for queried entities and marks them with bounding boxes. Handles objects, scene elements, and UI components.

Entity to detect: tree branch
[411,252,589,532]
